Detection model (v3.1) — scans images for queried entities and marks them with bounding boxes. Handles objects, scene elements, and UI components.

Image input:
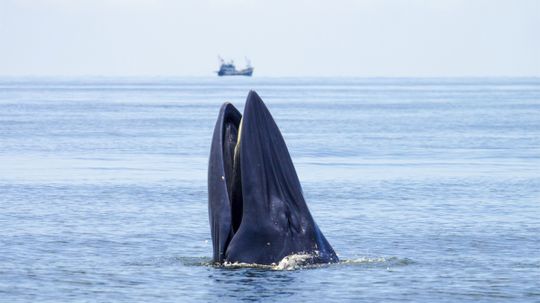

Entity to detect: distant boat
[217,57,253,77]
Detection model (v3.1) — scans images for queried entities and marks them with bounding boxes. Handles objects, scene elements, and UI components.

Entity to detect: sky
[0,0,539,77]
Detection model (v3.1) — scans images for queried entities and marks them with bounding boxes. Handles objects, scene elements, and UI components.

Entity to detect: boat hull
[218,68,254,77]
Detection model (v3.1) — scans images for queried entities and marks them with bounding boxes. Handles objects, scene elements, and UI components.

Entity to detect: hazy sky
[1,0,539,77]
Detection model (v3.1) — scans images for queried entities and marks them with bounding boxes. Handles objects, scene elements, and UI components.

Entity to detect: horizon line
[0,75,539,79]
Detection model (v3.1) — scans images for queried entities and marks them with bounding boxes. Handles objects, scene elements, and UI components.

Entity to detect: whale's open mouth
[208,91,338,265]
[220,105,243,235]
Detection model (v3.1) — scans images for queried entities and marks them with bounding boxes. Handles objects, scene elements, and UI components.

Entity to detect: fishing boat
[216,57,254,76]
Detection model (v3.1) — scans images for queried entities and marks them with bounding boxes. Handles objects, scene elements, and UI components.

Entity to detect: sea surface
[0,77,539,302]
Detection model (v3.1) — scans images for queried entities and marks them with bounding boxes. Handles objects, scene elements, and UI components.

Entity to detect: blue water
[1,77,539,302]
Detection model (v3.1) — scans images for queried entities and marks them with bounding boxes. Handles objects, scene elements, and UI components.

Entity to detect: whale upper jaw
[208,91,338,265]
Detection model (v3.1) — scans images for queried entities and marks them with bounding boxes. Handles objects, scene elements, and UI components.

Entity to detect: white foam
[221,253,317,270]
[219,256,409,270]
[273,253,314,270]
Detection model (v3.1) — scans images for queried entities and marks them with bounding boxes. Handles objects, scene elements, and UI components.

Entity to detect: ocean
[1,77,539,302]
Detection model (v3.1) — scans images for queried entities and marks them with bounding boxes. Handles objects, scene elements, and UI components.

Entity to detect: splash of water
[274,253,314,270]
[221,253,318,270]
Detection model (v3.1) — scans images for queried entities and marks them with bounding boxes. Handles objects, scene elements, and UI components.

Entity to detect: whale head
[208,91,338,265]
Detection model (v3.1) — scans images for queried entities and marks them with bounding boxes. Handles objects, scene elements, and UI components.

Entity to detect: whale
[208,91,338,265]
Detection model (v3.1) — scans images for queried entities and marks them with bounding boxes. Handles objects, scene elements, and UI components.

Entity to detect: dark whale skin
[208,91,338,265]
